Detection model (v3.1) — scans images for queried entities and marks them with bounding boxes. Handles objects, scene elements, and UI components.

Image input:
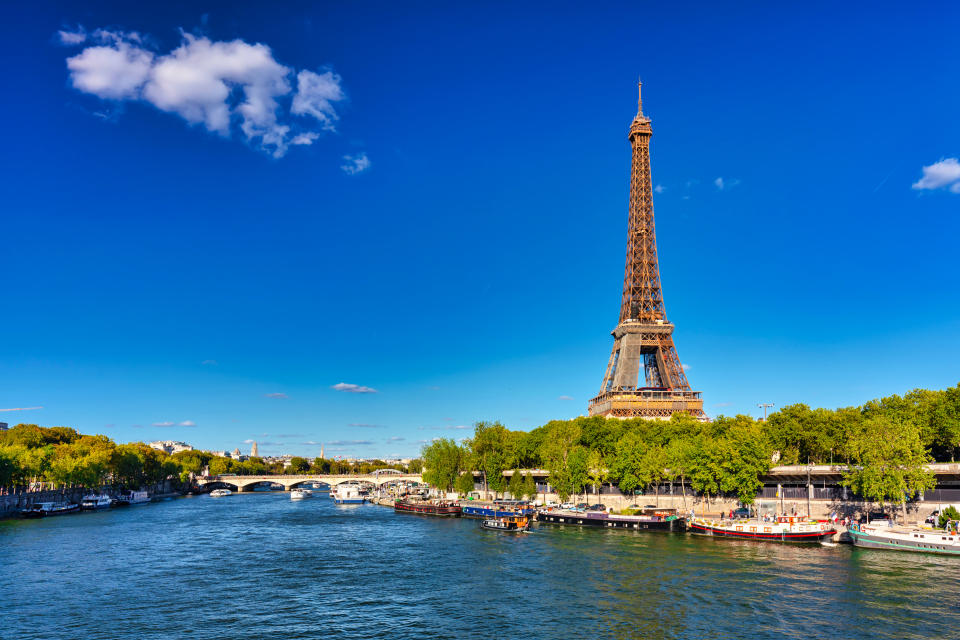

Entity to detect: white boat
[21,501,80,518]
[849,522,960,555]
[114,490,150,506]
[80,494,113,510]
[290,489,312,500]
[333,485,364,504]
[210,489,232,497]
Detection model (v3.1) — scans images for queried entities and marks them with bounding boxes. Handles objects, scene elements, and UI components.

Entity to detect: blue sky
[2,2,958,458]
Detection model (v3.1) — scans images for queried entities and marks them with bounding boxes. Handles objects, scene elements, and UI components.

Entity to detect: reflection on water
[1,494,957,640]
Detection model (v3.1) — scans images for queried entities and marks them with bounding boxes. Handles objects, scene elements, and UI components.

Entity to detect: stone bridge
[196,470,423,492]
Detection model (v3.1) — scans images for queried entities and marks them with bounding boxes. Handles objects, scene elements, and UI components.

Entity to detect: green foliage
[421,438,466,492]
[454,471,475,497]
[507,469,524,499]
[521,473,537,500]
[468,421,516,496]
[843,415,936,512]
[288,456,310,474]
[939,506,960,529]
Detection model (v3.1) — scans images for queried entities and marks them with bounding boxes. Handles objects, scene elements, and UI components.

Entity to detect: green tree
[843,415,936,522]
[208,456,235,476]
[454,471,475,497]
[407,458,423,474]
[469,421,516,497]
[665,436,694,509]
[421,438,465,493]
[938,505,960,529]
[507,469,524,499]
[288,457,310,474]
[587,449,608,500]
[521,473,538,501]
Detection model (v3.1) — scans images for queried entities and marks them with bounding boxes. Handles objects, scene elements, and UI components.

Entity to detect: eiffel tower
[588,82,705,420]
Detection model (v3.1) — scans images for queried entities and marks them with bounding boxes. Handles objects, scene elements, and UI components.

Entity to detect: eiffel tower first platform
[588,83,705,420]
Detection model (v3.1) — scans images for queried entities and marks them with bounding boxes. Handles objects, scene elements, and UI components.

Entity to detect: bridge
[197,469,424,492]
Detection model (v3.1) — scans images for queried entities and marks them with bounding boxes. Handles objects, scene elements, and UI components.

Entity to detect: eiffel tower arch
[588,82,705,420]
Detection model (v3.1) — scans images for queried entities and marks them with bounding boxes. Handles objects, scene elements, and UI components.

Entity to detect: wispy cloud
[913,157,960,193]
[327,439,373,446]
[152,420,196,427]
[713,402,733,408]
[62,28,346,158]
[201,359,218,365]
[558,395,574,401]
[340,152,370,175]
[418,424,469,431]
[264,392,289,399]
[714,177,740,191]
[0,406,43,412]
[681,363,691,371]
[349,423,383,428]
[654,184,664,194]
[331,382,378,394]
[386,436,406,442]
[275,433,305,439]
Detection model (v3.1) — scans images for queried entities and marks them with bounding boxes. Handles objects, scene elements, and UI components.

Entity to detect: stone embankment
[0,481,184,520]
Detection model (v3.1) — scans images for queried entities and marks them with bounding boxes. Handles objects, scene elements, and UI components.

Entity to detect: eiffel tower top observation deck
[588,82,705,420]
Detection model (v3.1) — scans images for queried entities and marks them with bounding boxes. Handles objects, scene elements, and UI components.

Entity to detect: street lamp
[757,403,775,421]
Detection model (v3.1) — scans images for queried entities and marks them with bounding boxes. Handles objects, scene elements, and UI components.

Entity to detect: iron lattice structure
[588,83,705,420]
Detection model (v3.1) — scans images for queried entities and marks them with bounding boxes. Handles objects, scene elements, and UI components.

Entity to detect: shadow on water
[2,495,958,640]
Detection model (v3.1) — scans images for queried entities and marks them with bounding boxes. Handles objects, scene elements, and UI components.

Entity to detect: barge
[537,507,682,531]
[848,522,960,555]
[461,500,537,519]
[394,498,461,517]
[685,514,836,543]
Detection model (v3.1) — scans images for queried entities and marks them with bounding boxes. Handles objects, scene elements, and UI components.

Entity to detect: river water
[1,492,958,639]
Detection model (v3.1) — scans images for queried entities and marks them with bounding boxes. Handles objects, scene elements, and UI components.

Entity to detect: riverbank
[0,482,186,520]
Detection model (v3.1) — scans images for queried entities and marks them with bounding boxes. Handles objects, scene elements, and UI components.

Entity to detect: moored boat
[480,515,530,532]
[461,500,537,519]
[394,498,462,517]
[333,485,364,504]
[290,489,311,500]
[21,501,80,518]
[537,506,682,531]
[848,522,960,555]
[210,489,232,497]
[685,514,836,543]
[113,490,150,506]
[80,494,113,511]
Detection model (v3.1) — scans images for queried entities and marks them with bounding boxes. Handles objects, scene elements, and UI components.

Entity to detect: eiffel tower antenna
[588,82,705,420]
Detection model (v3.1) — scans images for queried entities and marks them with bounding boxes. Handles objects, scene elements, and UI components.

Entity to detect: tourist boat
[394,498,462,517]
[461,500,537,519]
[537,506,682,531]
[333,485,365,504]
[113,490,150,506]
[847,522,960,555]
[210,489,232,497]
[80,493,113,511]
[685,514,836,543]
[480,515,530,532]
[20,501,80,518]
[290,489,311,500]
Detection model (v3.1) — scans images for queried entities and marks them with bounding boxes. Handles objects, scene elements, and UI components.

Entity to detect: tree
[939,505,960,529]
[507,469,524,499]
[640,445,666,507]
[454,471,475,497]
[843,415,936,522]
[288,457,310,474]
[665,436,694,509]
[421,438,465,493]
[521,473,538,501]
[469,421,516,498]
[611,431,646,498]
[407,458,423,474]
[208,456,235,476]
[587,450,608,500]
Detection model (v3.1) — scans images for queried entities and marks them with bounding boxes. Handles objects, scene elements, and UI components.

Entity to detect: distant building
[149,440,193,455]
[0,422,8,431]
[250,441,259,457]
[232,447,241,457]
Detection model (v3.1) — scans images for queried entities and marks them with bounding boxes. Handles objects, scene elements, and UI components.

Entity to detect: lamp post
[757,403,775,421]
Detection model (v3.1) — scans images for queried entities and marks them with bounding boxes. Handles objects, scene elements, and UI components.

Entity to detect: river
[1,492,957,639]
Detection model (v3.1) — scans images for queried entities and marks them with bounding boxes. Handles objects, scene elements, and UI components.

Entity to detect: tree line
[0,424,422,492]
[421,383,959,515]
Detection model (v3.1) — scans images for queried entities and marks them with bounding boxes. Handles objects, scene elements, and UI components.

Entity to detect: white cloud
[264,392,289,399]
[178,420,196,426]
[58,28,87,45]
[340,152,370,175]
[152,421,174,427]
[387,436,405,442]
[913,158,960,193]
[291,69,344,130]
[201,359,218,365]
[331,382,378,394]
[64,29,346,158]
[654,184,664,194]
[714,177,740,191]
[558,395,574,401]
[152,419,195,427]
[0,406,43,412]
[327,439,374,446]
[681,363,691,371]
